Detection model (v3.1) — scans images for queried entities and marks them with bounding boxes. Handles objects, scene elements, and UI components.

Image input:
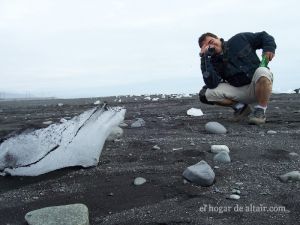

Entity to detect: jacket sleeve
[201,55,222,89]
[242,31,277,53]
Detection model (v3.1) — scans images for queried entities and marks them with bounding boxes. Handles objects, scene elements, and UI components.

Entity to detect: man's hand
[200,45,215,57]
[264,51,275,61]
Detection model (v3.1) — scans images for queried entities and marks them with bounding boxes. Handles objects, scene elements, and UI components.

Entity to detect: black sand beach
[0,93,300,225]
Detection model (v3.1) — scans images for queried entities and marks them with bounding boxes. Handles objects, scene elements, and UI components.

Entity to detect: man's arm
[201,54,222,89]
[242,31,277,61]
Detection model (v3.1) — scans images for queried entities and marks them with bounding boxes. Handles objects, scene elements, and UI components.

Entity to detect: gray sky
[0,0,299,98]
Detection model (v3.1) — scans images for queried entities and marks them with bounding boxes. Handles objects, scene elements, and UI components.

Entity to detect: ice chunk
[0,104,126,176]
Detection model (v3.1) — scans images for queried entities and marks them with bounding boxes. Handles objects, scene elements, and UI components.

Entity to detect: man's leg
[248,67,273,125]
[199,84,252,121]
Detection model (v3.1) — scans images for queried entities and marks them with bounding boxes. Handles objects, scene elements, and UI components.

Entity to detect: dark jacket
[201,31,277,89]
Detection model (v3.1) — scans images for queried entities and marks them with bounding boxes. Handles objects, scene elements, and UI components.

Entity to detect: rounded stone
[134,177,147,185]
[229,194,240,200]
[205,122,227,134]
[211,145,230,153]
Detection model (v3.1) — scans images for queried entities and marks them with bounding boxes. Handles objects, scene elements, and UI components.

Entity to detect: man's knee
[199,86,214,105]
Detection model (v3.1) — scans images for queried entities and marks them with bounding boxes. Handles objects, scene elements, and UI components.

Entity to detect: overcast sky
[0,0,299,98]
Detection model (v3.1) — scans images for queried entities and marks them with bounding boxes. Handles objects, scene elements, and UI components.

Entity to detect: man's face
[200,36,222,55]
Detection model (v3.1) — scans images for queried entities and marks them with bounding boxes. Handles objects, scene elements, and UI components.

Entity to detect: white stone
[131,118,145,128]
[182,160,215,186]
[187,108,204,117]
[152,98,159,101]
[152,145,160,150]
[42,121,53,125]
[267,130,277,134]
[205,122,227,134]
[144,97,151,100]
[93,100,101,105]
[229,194,240,200]
[25,203,89,225]
[134,177,147,185]
[57,103,64,107]
[211,145,230,153]
[279,171,300,182]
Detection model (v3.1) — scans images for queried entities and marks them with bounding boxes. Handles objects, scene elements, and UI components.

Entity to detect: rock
[57,103,64,107]
[25,203,89,225]
[213,151,231,163]
[182,160,215,186]
[279,171,300,182]
[229,194,240,200]
[93,100,101,105]
[107,127,123,141]
[187,108,204,117]
[119,122,128,127]
[288,152,299,158]
[131,118,145,128]
[232,189,241,195]
[152,98,159,101]
[42,121,53,125]
[211,145,230,153]
[267,130,277,134]
[205,122,227,134]
[134,177,147,185]
[152,145,160,150]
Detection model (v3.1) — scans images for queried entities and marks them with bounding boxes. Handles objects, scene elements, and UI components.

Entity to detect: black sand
[0,93,300,225]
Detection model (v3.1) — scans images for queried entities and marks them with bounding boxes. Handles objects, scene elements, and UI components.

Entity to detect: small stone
[229,194,240,200]
[182,160,215,187]
[205,122,227,134]
[119,122,128,128]
[43,121,53,125]
[187,108,204,117]
[93,100,101,105]
[288,152,299,158]
[131,118,146,128]
[214,166,220,169]
[211,145,230,153]
[57,103,64,107]
[232,189,241,195]
[134,177,147,186]
[213,151,231,163]
[279,171,300,183]
[108,192,114,196]
[25,204,89,225]
[235,182,243,186]
[152,145,160,150]
[267,130,277,134]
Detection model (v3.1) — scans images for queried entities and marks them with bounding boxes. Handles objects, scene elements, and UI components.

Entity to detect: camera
[207,46,215,56]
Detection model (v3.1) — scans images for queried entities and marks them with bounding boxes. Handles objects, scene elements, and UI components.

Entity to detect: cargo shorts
[204,67,273,104]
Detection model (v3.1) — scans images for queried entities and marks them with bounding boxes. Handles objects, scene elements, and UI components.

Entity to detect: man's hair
[198,32,218,48]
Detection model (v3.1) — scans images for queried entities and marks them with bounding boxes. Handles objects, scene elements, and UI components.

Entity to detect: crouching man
[198,31,276,125]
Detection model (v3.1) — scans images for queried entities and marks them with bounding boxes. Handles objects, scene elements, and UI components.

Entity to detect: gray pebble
[205,122,227,134]
[213,151,231,163]
[131,118,146,128]
[134,177,147,185]
[279,171,300,182]
[267,130,277,134]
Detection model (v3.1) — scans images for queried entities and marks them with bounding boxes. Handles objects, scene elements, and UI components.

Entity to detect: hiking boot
[232,104,252,121]
[248,107,266,125]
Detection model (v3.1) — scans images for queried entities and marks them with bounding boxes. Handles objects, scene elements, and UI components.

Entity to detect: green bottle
[260,54,269,67]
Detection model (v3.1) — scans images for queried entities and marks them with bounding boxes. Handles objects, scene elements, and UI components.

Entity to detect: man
[198,31,276,125]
